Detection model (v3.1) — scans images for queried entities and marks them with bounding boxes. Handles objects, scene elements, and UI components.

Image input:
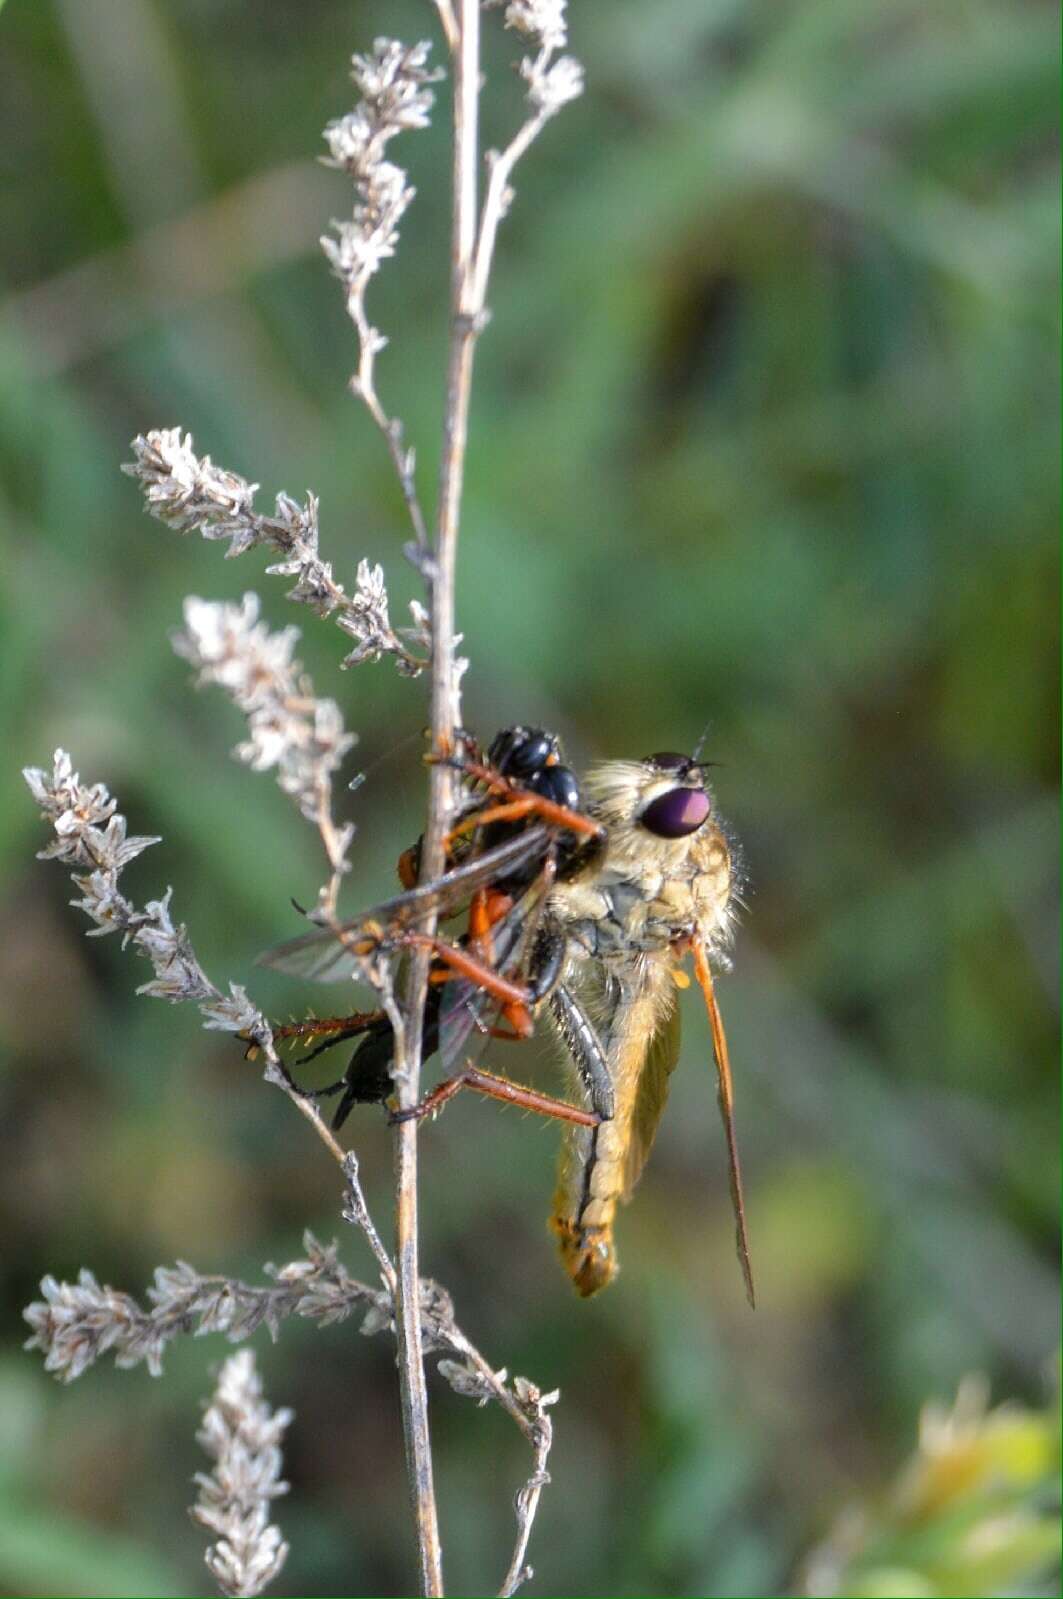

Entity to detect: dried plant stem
[442,1325,555,1597]
[350,293,430,551]
[471,117,546,311]
[274,1069,349,1165]
[391,6,483,1594]
[432,0,459,55]
[390,1017,443,1595]
[498,1438,551,1598]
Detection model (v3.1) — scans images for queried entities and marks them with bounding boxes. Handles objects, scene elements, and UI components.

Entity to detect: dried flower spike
[489,0,584,119]
[320,41,441,551]
[172,593,356,889]
[321,40,441,300]
[124,429,429,673]
[22,751,283,1053]
[192,1350,292,1599]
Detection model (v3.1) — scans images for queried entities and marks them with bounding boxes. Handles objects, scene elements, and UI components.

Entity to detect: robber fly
[542,747,751,1302]
[259,726,753,1304]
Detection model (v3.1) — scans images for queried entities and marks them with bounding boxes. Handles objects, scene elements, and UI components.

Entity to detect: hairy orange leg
[390,1065,600,1128]
[245,1009,385,1066]
[690,937,756,1309]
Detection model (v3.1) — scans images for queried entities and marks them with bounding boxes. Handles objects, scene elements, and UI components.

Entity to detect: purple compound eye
[640,786,710,838]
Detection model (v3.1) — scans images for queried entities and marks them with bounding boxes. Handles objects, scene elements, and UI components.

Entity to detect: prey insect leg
[400,930,533,1010]
[435,744,603,842]
[446,782,602,844]
[252,1008,414,1131]
[440,915,564,1047]
[270,1012,386,1051]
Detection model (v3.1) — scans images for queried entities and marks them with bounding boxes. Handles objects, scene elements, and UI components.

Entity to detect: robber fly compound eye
[639,785,711,838]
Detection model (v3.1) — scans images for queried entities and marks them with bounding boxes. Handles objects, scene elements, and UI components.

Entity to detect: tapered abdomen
[550,967,674,1295]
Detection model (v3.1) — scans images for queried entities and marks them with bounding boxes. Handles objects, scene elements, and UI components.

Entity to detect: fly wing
[620,992,681,1201]
[258,825,552,984]
[255,922,375,984]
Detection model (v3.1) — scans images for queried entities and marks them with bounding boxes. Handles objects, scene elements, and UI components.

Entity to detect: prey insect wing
[257,824,553,983]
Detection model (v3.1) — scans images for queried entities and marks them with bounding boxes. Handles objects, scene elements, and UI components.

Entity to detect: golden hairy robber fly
[259,726,753,1304]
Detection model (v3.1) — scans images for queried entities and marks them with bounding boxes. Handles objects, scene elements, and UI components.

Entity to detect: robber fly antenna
[689,724,726,772]
[692,722,712,765]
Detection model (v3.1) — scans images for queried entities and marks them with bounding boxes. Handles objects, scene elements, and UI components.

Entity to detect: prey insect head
[488,725,561,778]
[490,727,581,818]
[470,725,597,887]
[638,752,711,839]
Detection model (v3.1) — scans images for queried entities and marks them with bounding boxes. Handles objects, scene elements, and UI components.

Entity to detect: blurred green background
[0,2,1058,1595]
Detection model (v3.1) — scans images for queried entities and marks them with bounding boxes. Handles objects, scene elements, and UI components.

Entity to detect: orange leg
[498,998,535,1038]
[462,995,535,1041]
[417,917,537,1039]
[398,929,531,1009]
[389,1065,600,1127]
[467,886,513,942]
[448,788,602,846]
[437,752,604,841]
[467,886,490,947]
[690,937,756,1310]
[483,1014,535,1041]
[446,794,539,847]
[467,884,513,962]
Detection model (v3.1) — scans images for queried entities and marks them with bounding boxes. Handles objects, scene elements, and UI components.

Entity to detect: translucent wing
[258,825,552,984]
[256,923,376,985]
[620,992,681,1201]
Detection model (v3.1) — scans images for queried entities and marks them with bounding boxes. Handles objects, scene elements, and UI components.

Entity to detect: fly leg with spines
[548,980,615,1121]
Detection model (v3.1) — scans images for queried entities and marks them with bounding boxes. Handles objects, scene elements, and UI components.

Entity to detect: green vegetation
[0,1,1056,1594]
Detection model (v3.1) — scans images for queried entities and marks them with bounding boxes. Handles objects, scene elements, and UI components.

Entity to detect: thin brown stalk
[441,1325,556,1595]
[391,3,483,1594]
[349,291,430,551]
